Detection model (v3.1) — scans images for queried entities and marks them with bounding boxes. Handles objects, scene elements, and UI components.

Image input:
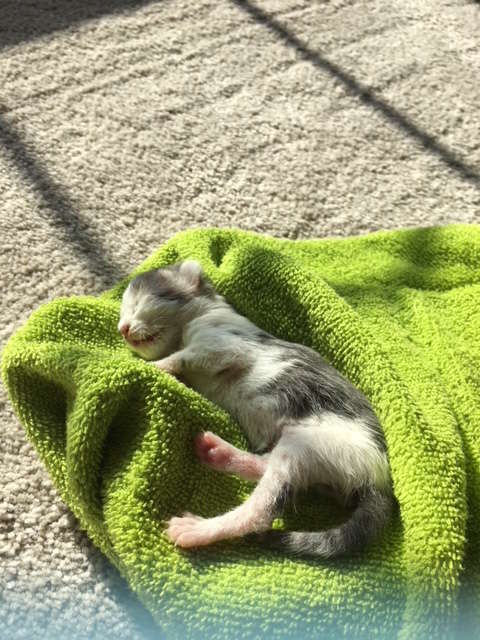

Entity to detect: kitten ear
[179,260,203,289]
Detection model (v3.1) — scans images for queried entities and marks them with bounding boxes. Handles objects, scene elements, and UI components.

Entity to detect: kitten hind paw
[194,432,235,470]
[166,513,215,548]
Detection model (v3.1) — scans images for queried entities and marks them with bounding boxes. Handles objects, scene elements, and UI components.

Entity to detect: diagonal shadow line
[231,0,480,188]
[0,112,125,285]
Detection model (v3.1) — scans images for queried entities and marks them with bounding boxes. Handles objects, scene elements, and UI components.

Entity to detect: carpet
[1,1,479,638]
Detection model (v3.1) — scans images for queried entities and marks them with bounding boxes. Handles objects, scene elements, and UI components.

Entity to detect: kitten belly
[185,368,283,453]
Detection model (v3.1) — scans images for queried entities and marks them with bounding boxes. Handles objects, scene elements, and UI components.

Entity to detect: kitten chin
[127,341,166,361]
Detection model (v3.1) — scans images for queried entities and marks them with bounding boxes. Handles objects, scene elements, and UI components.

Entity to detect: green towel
[3,225,480,639]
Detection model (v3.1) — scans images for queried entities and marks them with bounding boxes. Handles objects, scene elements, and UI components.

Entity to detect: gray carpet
[1,1,479,638]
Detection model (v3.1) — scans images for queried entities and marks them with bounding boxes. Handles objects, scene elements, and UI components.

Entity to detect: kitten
[118,260,393,557]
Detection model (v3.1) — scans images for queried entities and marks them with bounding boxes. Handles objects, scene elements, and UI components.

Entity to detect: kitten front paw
[152,357,180,376]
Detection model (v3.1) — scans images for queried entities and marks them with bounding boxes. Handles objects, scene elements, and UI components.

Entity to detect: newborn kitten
[118,261,393,557]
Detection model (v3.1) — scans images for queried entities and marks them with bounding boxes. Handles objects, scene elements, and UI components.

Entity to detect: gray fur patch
[257,336,386,451]
[216,360,251,384]
[271,482,293,516]
[130,264,215,303]
[130,269,192,304]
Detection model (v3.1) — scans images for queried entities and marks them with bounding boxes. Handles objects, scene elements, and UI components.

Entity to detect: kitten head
[118,260,211,360]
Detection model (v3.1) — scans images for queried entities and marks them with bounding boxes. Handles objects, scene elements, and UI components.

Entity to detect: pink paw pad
[194,432,235,470]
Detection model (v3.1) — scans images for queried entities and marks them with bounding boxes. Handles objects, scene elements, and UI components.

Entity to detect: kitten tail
[256,485,393,558]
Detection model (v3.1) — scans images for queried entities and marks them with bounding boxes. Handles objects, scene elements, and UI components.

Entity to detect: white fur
[181,306,293,450]
[273,414,391,494]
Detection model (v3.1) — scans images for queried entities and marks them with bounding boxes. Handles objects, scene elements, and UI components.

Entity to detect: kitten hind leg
[195,431,268,482]
[167,458,289,548]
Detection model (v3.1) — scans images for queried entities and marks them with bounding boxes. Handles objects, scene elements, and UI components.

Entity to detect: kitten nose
[119,323,130,338]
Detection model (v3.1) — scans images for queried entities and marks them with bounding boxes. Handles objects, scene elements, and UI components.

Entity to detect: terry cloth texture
[3,225,480,639]
[1,1,480,639]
